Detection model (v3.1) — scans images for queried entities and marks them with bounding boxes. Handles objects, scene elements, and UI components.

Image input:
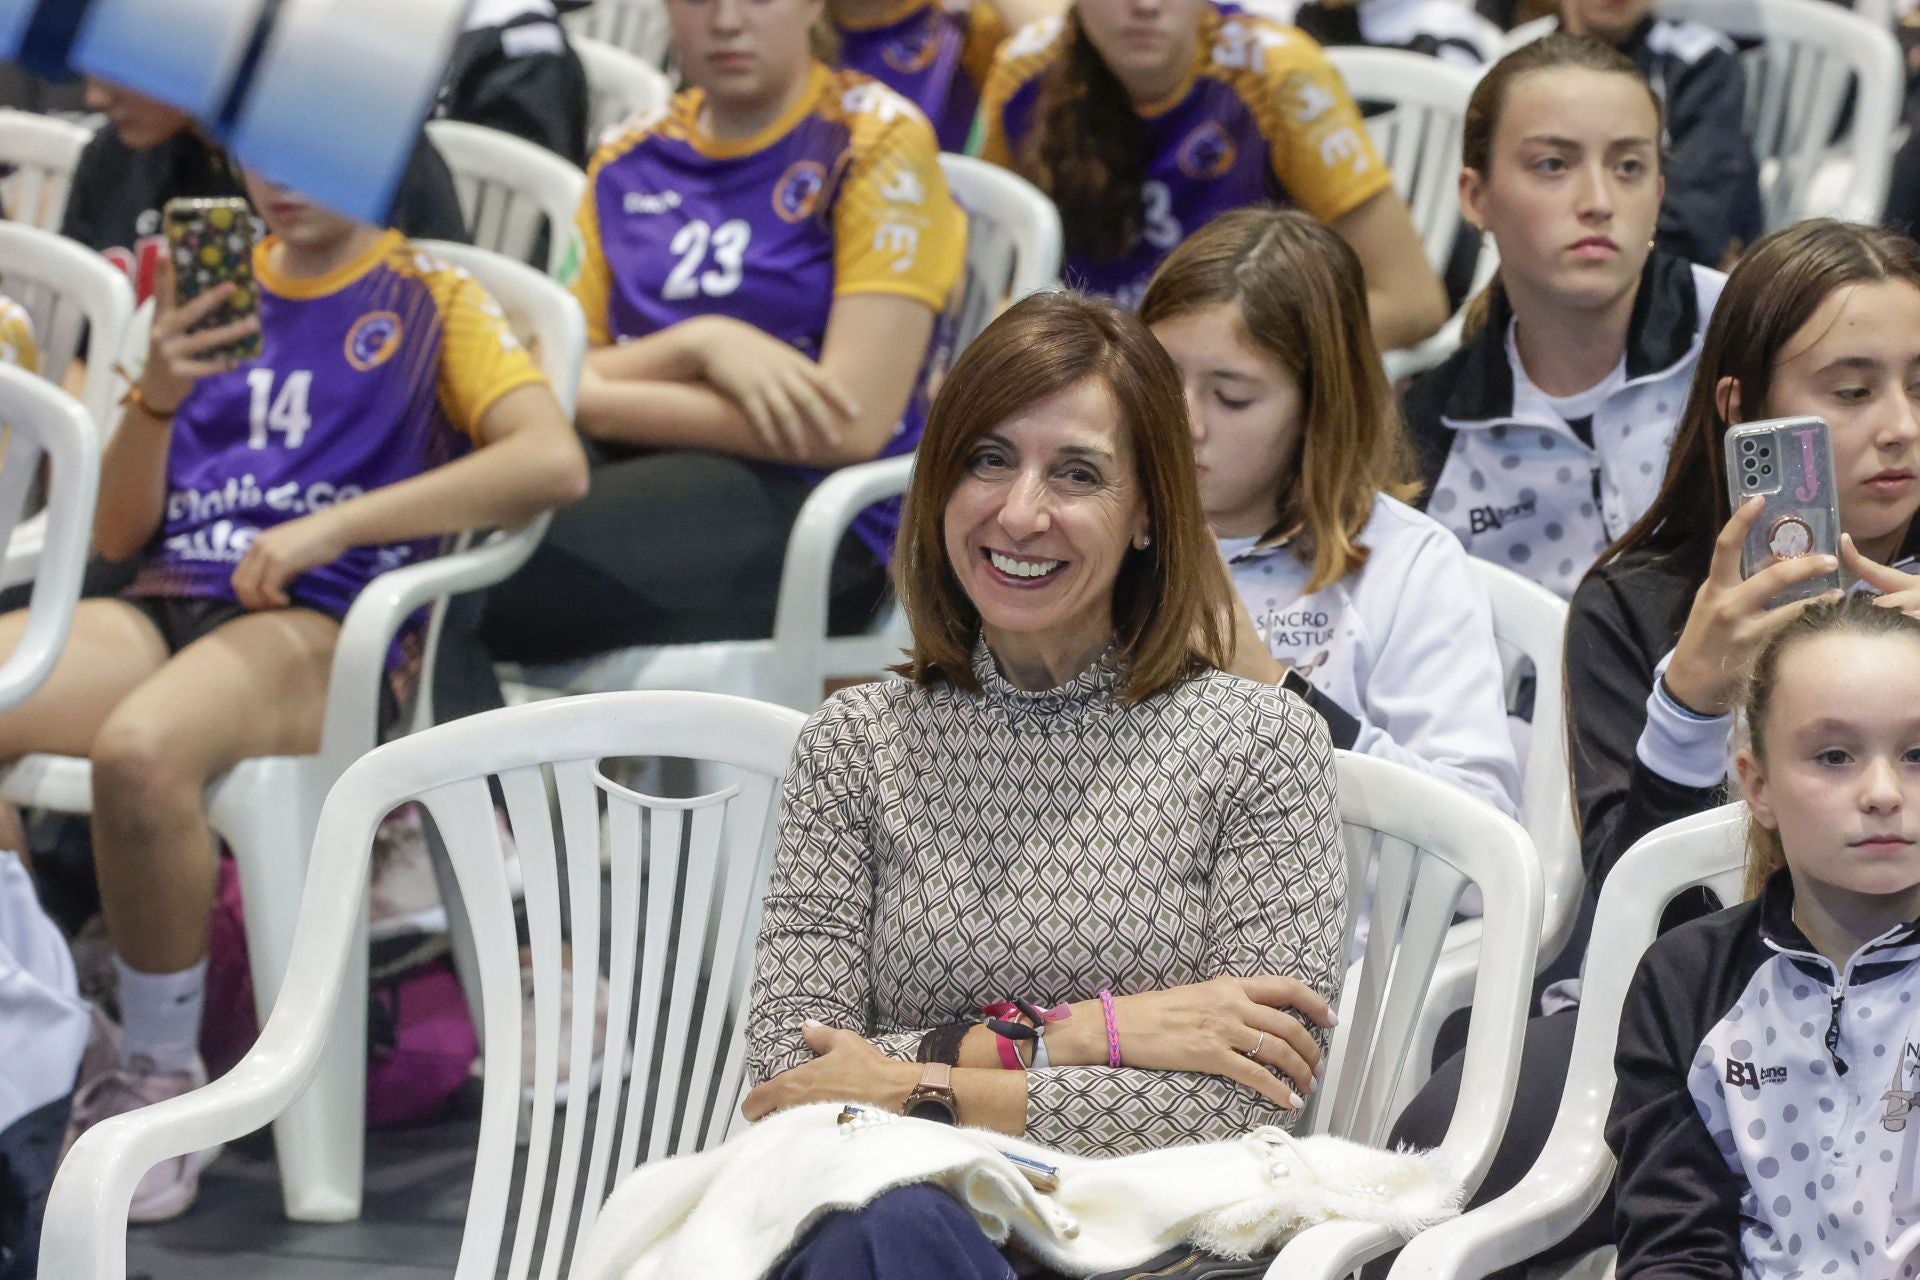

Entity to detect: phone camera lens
[1761,463,1773,476]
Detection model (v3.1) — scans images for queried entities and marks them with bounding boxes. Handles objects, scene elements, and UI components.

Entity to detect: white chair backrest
[313,692,803,1278]
[563,0,673,67]
[1312,752,1543,1194]
[0,109,91,233]
[0,366,98,710]
[0,222,136,430]
[1385,805,1749,1280]
[936,154,1064,355]
[1469,558,1582,969]
[1662,0,1900,227]
[575,35,674,146]
[425,119,589,277]
[1326,47,1476,277]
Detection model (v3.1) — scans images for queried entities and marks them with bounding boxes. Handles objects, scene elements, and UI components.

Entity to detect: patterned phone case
[1722,416,1847,605]
[163,197,262,363]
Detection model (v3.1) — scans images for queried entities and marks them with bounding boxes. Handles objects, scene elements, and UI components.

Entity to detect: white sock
[115,956,207,1074]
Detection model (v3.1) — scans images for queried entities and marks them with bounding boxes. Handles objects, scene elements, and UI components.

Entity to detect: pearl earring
[1135,533,1152,549]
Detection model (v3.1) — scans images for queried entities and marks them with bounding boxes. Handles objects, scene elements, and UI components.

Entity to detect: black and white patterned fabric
[747,638,1346,1156]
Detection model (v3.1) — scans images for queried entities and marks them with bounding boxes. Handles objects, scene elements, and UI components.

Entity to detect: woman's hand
[686,316,861,457]
[1663,497,1844,716]
[139,259,259,415]
[739,1021,920,1123]
[1069,976,1335,1110]
[230,511,347,610]
[1842,533,1920,615]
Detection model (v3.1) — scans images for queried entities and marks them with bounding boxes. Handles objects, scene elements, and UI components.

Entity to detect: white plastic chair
[0,366,98,712]
[1663,0,1901,228]
[938,153,1064,353]
[575,34,674,146]
[563,0,673,67]
[426,118,589,276]
[0,242,583,1223]
[1272,752,1543,1279]
[1390,560,1581,1111]
[1327,47,1477,278]
[0,108,91,233]
[1504,0,1900,227]
[1387,803,1750,1280]
[0,222,136,586]
[503,155,1062,712]
[40,690,806,1279]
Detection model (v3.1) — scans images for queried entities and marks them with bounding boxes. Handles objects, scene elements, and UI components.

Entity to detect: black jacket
[1608,872,1920,1278]
[438,8,590,166]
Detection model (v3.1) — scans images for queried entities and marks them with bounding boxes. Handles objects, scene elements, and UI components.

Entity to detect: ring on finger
[1246,1030,1265,1059]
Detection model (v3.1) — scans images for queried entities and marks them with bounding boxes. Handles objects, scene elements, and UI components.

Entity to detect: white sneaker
[62,1056,216,1223]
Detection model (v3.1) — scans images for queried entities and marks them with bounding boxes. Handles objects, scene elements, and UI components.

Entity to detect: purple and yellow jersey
[564,63,965,560]
[130,230,545,616]
[835,0,1007,152]
[0,297,38,374]
[976,3,1390,304]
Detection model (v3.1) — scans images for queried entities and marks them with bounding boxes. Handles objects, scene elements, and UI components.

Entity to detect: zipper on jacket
[1824,989,1851,1077]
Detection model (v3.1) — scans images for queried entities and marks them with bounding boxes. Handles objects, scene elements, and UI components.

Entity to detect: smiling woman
[741,291,1350,1276]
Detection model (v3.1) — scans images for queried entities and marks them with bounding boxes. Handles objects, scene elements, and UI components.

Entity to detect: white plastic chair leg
[208,760,367,1222]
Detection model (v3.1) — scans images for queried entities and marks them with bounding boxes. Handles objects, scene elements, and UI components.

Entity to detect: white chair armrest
[1387,1137,1614,1279]
[1268,1219,1401,1279]
[315,514,550,774]
[764,453,913,704]
[0,510,45,590]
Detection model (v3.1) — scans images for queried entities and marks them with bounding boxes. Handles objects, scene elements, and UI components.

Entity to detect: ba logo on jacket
[1724,1058,1786,1089]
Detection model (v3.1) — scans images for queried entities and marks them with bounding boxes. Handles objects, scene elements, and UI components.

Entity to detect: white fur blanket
[575,1102,1462,1280]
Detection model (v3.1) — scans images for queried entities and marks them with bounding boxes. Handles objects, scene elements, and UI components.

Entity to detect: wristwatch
[902,1062,959,1124]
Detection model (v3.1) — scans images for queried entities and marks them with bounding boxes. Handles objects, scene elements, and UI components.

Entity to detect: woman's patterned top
[746,638,1346,1155]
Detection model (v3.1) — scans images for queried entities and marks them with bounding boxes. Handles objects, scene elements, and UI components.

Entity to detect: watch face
[905,1095,958,1125]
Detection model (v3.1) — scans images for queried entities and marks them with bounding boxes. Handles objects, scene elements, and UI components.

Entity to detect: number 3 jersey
[975,2,1389,305]
[130,230,546,615]
[563,64,965,560]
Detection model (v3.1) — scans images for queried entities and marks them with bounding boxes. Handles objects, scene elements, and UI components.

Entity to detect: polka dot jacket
[1606,870,1920,1278]
[1401,252,1727,600]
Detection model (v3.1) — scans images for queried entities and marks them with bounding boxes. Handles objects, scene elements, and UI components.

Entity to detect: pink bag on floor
[203,859,477,1128]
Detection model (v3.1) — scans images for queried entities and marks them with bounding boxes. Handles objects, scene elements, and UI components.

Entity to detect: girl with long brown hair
[1401,33,1726,599]
[970,0,1446,349]
[1142,208,1519,817]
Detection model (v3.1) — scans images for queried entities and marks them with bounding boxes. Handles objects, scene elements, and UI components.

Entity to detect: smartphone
[1722,416,1847,605]
[163,197,262,363]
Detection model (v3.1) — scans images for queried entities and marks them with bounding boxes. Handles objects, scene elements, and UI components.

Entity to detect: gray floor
[124,1117,479,1279]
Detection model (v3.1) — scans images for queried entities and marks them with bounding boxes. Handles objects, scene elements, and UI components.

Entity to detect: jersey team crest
[344,310,403,372]
[772,160,830,223]
[883,10,942,73]
[1176,120,1239,181]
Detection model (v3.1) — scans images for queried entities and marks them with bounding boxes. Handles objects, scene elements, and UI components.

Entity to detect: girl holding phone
[1400,34,1726,599]
[1571,218,1920,898]
[1608,593,1920,1278]
[1142,208,1519,817]
[0,175,587,1222]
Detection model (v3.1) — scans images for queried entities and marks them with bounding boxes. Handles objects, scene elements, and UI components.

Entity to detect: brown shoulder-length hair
[1593,220,1920,592]
[893,291,1232,701]
[1139,207,1419,594]
[1738,594,1920,900]
[1458,34,1661,338]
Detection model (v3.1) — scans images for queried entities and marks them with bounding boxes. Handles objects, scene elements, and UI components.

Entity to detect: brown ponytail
[1017,9,1148,266]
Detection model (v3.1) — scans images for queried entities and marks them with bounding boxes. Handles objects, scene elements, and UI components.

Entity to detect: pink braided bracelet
[1097,988,1123,1067]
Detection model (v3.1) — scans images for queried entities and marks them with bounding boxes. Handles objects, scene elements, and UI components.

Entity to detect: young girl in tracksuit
[1143,207,1519,817]
[1608,593,1920,1279]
